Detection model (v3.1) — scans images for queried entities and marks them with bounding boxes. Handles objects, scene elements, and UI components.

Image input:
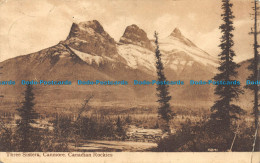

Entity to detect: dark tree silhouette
[246,0,260,152]
[16,84,41,151]
[72,95,93,147]
[154,31,175,133]
[247,0,259,130]
[0,124,13,151]
[116,116,125,139]
[211,0,244,131]
[0,66,3,99]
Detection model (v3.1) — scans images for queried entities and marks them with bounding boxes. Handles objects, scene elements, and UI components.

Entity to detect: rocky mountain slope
[118,25,217,78]
[0,20,234,112]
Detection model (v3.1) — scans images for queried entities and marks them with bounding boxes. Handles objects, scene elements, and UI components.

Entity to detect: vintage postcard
[0,0,259,162]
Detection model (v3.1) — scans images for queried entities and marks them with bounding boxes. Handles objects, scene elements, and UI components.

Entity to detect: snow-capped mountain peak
[117,25,218,75]
[0,20,219,109]
[64,20,118,58]
[119,24,153,51]
[158,28,218,67]
[77,20,105,34]
[167,28,196,47]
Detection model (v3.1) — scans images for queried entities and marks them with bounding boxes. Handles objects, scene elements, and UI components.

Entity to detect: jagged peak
[168,27,197,47]
[121,24,148,39]
[65,20,117,58]
[119,24,153,51]
[67,20,106,39]
[78,20,104,33]
[170,28,182,38]
[125,24,141,30]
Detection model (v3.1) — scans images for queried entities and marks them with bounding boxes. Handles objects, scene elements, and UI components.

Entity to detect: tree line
[155,0,259,152]
[0,0,259,152]
[0,84,127,152]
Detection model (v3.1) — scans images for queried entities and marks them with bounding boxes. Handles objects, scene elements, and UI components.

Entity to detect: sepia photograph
[0,0,259,162]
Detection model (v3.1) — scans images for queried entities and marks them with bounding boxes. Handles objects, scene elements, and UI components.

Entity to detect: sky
[0,0,257,62]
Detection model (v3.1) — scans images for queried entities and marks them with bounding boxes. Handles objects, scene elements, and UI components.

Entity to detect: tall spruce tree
[246,0,260,152]
[116,116,125,139]
[211,0,244,131]
[16,84,41,151]
[246,0,259,130]
[154,31,174,133]
[0,66,3,99]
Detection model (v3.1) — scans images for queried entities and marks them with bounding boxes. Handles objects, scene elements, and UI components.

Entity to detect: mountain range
[0,20,251,113]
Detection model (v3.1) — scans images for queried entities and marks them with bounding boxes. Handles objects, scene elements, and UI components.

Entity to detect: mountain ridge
[0,20,236,112]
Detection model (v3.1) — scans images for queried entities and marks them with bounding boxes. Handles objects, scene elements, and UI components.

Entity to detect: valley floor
[69,140,157,152]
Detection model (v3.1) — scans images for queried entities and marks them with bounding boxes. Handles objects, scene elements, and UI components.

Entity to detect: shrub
[156,119,258,152]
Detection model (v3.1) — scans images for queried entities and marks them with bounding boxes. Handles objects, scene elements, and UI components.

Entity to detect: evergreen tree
[154,31,175,133]
[246,0,259,130]
[246,0,260,152]
[16,84,41,151]
[211,0,244,131]
[116,116,125,139]
[0,126,13,151]
[0,66,4,99]
[125,114,132,124]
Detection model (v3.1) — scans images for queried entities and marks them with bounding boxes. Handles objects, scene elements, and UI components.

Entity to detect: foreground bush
[156,119,259,152]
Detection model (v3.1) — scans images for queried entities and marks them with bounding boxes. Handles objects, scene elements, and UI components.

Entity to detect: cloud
[187,13,197,21]
[0,0,254,62]
[104,16,137,41]
[194,18,254,62]
[195,28,221,56]
[233,19,254,61]
[153,14,180,38]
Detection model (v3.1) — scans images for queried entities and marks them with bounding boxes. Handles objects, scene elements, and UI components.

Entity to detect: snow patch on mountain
[160,36,218,67]
[169,28,196,47]
[119,24,154,51]
[69,47,105,66]
[77,25,96,35]
[117,44,197,74]
[117,44,156,72]
[65,20,118,58]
